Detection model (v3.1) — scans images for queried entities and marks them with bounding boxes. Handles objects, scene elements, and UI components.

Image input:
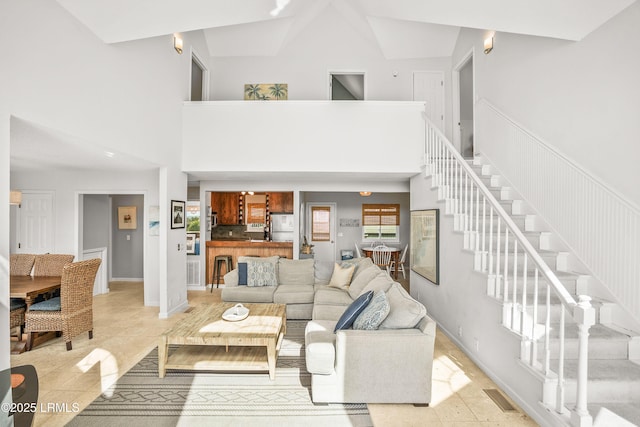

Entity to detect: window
[362,204,400,243]
[311,206,331,241]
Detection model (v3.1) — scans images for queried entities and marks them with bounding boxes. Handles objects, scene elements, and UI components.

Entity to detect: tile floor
[10,281,538,426]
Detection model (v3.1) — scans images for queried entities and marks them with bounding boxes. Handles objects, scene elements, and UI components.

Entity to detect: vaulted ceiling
[12,0,636,175]
[57,0,636,59]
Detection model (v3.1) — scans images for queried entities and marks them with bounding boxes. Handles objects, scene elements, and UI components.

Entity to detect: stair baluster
[422,114,594,427]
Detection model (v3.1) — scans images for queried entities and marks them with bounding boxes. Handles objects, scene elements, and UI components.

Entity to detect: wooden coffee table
[158,302,286,380]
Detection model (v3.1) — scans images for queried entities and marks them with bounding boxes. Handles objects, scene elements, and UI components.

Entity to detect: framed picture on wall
[118,206,137,230]
[171,200,186,229]
[186,233,196,254]
[410,209,439,284]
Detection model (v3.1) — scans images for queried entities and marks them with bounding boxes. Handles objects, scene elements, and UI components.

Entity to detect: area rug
[68,321,372,427]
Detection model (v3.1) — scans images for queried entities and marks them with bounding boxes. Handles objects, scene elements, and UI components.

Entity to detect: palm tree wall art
[244,83,288,100]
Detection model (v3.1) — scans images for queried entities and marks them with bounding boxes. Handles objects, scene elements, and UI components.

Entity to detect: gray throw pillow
[353,290,390,330]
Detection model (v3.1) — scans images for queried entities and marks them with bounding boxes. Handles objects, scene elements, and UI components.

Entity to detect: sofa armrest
[223,269,239,287]
[333,315,436,403]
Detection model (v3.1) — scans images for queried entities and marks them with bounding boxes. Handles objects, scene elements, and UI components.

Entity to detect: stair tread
[555,359,640,381]
[544,323,633,340]
[589,403,640,426]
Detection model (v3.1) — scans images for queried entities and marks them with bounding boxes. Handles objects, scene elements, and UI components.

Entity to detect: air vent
[483,389,516,412]
[187,259,200,286]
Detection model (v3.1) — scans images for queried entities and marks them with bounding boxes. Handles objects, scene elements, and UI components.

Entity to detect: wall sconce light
[359,191,372,197]
[484,36,494,54]
[174,35,183,54]
[10,190,22,206]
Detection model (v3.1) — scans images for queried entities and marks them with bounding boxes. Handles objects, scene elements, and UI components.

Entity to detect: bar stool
[211,255,233,291]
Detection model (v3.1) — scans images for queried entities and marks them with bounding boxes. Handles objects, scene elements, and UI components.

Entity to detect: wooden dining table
[10,276,62,308]
[10,275,62,353]
[361,247,401,280]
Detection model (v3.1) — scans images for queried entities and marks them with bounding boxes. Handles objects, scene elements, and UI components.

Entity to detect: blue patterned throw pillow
[246,258,278,287]
[334,290,374,332]
[353,290,390,330]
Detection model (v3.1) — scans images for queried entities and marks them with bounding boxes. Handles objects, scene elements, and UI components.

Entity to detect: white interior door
[413,71,445,133]
[307,203,336,281]
[16,191,55,254]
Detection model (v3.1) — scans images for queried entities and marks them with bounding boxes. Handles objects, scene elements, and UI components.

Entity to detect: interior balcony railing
[422,114,595,427]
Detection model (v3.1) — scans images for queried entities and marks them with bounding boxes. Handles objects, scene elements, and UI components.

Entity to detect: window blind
[362,204,400,226]
[311,206,331,241]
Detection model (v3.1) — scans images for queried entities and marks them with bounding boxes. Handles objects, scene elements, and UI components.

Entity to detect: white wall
[410,173,554,426]
[111,195,144,280]
[83,194,110,250]
[183,101,425,176]
[0,1,209,328]
[208,5,455,140]
[452,4,640,207]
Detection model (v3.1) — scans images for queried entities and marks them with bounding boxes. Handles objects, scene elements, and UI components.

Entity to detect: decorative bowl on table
[222,303,250,321]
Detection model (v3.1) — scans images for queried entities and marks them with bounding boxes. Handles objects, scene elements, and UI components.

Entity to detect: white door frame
[452,48,475,153]
[190,47,210,101]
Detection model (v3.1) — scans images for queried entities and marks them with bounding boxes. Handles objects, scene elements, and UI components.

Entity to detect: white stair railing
[423,114,595,427]
[477,99,640,326]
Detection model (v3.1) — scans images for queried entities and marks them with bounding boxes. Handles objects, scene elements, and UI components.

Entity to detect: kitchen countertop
[206,240,293,247]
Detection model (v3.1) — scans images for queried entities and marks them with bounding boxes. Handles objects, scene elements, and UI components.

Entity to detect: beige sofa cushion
[221,286,276,303]
[223,268,239,287]
[278,258,315,286]
[347,264,382,299]
[379,282,427,329]
[274,284,315,304]
[314,286,354,306]
[358,272,393,297]
[341,257,374,279]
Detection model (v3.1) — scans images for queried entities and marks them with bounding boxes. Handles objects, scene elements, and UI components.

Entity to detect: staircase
[421,117,640,426]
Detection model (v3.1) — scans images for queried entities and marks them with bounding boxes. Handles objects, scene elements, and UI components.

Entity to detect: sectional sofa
[222,256,436,404]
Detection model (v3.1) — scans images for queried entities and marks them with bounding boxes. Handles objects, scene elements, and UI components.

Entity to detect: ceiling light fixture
[10,190,22,206]
[484,36,494,54]
[174,34,183,54]
[359,191,372,197]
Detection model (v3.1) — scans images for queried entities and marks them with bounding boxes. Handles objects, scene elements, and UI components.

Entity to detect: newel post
[571,295,596,427]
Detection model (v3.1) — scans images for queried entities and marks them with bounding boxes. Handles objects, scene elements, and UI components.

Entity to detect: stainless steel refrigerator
[270,213,294,242]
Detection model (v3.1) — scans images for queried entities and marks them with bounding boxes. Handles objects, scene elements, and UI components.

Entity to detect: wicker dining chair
[32,254,75,277]
[10,254,36,276]
[10,299,26,337]
[372,245,393,274]
[25,258,101,351]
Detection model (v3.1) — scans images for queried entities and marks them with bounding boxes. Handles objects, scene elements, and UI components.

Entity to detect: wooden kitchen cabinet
[268,192,294,213]
[211,192,240,225]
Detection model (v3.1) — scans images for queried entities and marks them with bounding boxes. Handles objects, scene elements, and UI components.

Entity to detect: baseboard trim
[111,277,144,282]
